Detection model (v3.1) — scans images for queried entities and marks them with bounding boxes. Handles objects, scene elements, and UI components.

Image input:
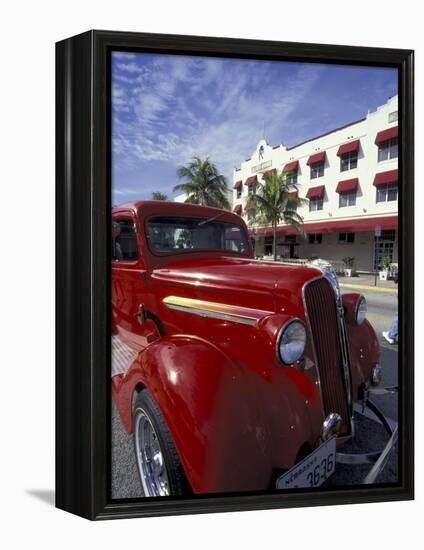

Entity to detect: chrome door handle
[134,303,147,325]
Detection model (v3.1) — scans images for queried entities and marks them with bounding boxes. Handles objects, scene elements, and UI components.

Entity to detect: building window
[374,230,396,270]
[236,187,242,199]
[339,191,357,208]
[338,232,355,244]
[264,236,273,256]
[378,137,398,162]
[310,161,324,179]
[376,183,398,203]
[309,197,324,211]
[308,233,322,244]
[380,230,395,241]
[388,111,398,123]
[285,171,298,186]
[340,151,358,172]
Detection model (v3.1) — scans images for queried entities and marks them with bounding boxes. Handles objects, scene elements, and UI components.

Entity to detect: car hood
[152,256,323,314]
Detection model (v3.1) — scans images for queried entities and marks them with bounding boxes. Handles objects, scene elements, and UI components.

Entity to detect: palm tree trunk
[273,221,277,261]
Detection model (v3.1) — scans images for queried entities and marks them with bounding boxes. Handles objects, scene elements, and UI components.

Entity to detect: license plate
[276,437,336,490]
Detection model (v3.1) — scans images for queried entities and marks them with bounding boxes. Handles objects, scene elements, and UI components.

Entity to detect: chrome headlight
[277,319,307,365]
[355,296,367,325]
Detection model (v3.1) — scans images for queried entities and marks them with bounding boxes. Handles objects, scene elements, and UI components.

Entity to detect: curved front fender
[346,319,380,398]
[118,335,274,493]
[115,331,326,493]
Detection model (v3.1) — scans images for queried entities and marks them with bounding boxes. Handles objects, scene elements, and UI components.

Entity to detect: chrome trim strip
[324,271,355,436]
[363,426,398,483]
[162,296,273,326]
[301,275,327,423]
[336,450,382,465]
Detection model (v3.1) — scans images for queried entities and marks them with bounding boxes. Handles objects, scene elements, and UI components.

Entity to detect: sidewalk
[338,273,397,293]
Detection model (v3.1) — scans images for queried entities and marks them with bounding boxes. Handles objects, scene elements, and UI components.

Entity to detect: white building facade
[232,96,399,273]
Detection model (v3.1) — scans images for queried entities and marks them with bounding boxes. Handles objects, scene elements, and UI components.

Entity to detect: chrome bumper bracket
[335,386,398,484]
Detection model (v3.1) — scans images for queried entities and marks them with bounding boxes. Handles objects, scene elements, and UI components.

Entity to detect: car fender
[346,319,380,397]
[117,334,279,493]
[117,335,318,493]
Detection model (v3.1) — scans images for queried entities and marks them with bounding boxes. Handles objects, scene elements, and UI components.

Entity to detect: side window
[112,218,139,261]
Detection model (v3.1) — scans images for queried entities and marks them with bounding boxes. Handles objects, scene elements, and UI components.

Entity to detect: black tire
[132,389,190,497]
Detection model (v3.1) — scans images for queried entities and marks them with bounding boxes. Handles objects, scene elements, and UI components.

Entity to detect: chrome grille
[304,278,351,436]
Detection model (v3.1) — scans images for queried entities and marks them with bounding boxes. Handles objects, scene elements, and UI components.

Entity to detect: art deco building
[232,95,399,272]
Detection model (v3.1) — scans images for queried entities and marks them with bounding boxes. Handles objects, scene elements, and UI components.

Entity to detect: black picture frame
[56,29,414,520]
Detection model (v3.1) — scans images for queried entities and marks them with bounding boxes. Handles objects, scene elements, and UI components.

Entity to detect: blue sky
[112,52,397,205]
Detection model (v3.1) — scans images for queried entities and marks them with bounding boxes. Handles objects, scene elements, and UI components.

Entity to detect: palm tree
[151,191,168,200]
[248,171,308,261]
[173,155,230,209]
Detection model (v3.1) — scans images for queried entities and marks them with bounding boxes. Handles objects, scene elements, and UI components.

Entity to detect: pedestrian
[382,273,398,344]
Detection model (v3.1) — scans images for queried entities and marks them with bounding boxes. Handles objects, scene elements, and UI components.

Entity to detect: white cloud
[112,55,324,184]
[117,61,146,74]
[113,52,137,59]
[113,187,140,196]
[114,73,146,85]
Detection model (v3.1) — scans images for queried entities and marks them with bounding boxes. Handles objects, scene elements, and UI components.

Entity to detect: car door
[111,211,158,349]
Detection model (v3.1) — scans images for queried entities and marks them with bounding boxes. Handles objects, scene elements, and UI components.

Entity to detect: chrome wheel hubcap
[134,408,170,496]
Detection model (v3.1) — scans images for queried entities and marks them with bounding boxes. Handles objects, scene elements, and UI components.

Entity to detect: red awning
[245,175,258,186]
[233,204,242,214]
[303,216,398,234]
[288,191,298,198]
[336,178,359,193]
[283,160,299,172]
[306,151,326,165]
[337,139,360,156]
[254,216,398,237]
[233,180,242,190]
[375,126,398,144]
[262,168,276,179]
[306,185,325,199]
[244,201,255,211]
[373,169,398,186]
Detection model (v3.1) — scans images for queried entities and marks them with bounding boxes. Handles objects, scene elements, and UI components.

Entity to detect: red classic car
[111,200,391,497]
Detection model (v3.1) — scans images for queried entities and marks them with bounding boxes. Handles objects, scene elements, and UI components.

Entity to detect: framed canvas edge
[55,29,414,521]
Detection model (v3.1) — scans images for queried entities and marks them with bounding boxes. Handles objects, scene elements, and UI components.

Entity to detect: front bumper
[335,384,398,484]
[274,384,398,489]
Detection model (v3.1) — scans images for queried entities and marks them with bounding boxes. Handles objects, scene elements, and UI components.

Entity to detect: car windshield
[147,216,250,255]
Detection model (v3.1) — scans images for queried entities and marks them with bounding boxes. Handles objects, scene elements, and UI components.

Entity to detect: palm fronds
[173,155,230,209]
[248,171,307,259]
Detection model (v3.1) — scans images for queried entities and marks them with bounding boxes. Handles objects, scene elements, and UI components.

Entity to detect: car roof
[112,200,238,220]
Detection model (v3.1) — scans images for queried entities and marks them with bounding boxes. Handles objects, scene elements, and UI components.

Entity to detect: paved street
[340,282,398,425]
[330,284,398,486]
[111,282,399,498]
[111,401,142,499]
